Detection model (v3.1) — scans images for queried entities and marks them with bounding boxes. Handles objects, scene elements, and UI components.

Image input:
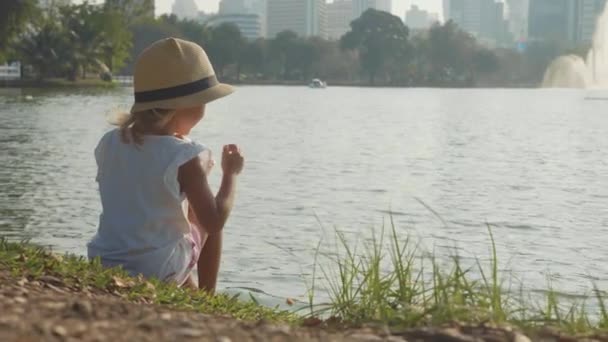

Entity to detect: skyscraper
[353,0,392,18]
[528,0,575,41]
[444,0,482,37]
[506,0,529,42]
[405,5,439,30]
[266,0,327,38]
[575,0,607,42]
[327,0,354,40]
[172,0,199,20]
[528,0,607,43]
[219,0,267,37]
[205,14,263,40]
[444,0,507,45]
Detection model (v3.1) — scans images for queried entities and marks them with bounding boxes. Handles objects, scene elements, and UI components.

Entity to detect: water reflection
[0,86,607,299]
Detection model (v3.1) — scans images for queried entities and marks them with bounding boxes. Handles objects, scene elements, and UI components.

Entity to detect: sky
[154,0,444,20]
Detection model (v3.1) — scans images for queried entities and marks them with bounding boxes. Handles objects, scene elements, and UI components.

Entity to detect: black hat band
[134,75,219,103]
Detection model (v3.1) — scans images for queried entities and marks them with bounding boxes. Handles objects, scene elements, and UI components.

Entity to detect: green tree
[472,48,499,74]
[0,0,39,62]
[238,38,266,80]
[60,3,110,79]
[341,9,410,85]
[427,21,477,84]
[206,23,245,78]
[14,20,68,79]
[269,30,300,80]
[98,8,133,73]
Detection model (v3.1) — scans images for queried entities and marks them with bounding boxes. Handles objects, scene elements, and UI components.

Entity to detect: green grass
[0,238,298,323]
[2,224,608,337]
[305,222,608,335]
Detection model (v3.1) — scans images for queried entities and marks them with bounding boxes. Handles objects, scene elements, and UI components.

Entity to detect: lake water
[1,86,607,302]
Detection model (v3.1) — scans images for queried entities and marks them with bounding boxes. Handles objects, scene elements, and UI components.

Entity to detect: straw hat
[130,38,234,113]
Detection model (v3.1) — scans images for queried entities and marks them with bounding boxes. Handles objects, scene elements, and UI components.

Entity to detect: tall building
[444,0,482,37]
[219,0,267,37]
[506,0,529,42]
[266,0,328,38]
[327,0,354,40]
[575,0,608,42]
[405,5,439,30]
[353,0,392,18]
[528,0,576,41]
[172,0,199,20]
[481,0,508,44]
[444,0,508,45]
[205,14,263,40]
[220,0,247,14]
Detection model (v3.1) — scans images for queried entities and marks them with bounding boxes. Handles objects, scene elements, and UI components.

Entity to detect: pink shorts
[179,223,203,286]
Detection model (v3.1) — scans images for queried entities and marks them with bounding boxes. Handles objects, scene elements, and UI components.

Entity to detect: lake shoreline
[0,240,604,342]
[0,78,538,89]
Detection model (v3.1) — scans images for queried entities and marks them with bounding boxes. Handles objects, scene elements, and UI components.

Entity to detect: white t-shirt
[88,129,209,284]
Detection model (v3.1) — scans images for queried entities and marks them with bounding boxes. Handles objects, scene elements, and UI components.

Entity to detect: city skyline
[153,0,444,19]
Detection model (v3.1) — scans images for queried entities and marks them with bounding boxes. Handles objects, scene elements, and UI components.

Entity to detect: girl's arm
[179,161,237,235]
[178,145,244,293]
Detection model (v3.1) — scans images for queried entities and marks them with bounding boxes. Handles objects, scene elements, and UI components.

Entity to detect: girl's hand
[221,144,244,175]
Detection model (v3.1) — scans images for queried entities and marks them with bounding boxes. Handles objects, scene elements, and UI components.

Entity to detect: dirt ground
[0,270,601,342]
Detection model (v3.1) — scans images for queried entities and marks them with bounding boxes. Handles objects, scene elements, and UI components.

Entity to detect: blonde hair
[110,109,178,144]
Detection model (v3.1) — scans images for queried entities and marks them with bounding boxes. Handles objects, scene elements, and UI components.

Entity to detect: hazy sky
[154,0,444,19]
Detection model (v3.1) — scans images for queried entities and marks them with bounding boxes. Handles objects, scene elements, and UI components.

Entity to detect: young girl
[88,38,244,293]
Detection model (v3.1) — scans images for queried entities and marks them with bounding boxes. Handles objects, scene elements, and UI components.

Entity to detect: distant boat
[585,96,608,101]
[308,78,327,89]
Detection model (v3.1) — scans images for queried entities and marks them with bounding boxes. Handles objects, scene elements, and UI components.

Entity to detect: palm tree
[60,3,106,79]
[15,21,68,80]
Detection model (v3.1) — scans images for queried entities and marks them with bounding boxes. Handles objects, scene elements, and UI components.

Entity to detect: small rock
[39,275,64,286]
[513,333,532,342]
[72,300,93,317]
[160,312,172,320]
[175,328,204,338]
[41,301,66,310]
[71,322,88,336]
[46,284,67,294]
[17,277,28,286]
[137,320,157,331]
[349,333,383,342]
[386,337,405,342]
[30,281,41,287]
[265,325,291,336]
[53,325,68,337]
[216,337,232,342]
[302,317,323,327]
[92,321,111,329]
[0,315,20,328]
[437,328,477,342]
[14,296,27,304]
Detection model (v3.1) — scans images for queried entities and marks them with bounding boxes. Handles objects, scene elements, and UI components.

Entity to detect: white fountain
[542,2,608,88]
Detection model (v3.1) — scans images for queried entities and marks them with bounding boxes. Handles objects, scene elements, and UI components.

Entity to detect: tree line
[0,0,582,87]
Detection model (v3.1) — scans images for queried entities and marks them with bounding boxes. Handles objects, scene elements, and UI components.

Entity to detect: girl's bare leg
[188,205,222,294]
[197,232,222,294]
